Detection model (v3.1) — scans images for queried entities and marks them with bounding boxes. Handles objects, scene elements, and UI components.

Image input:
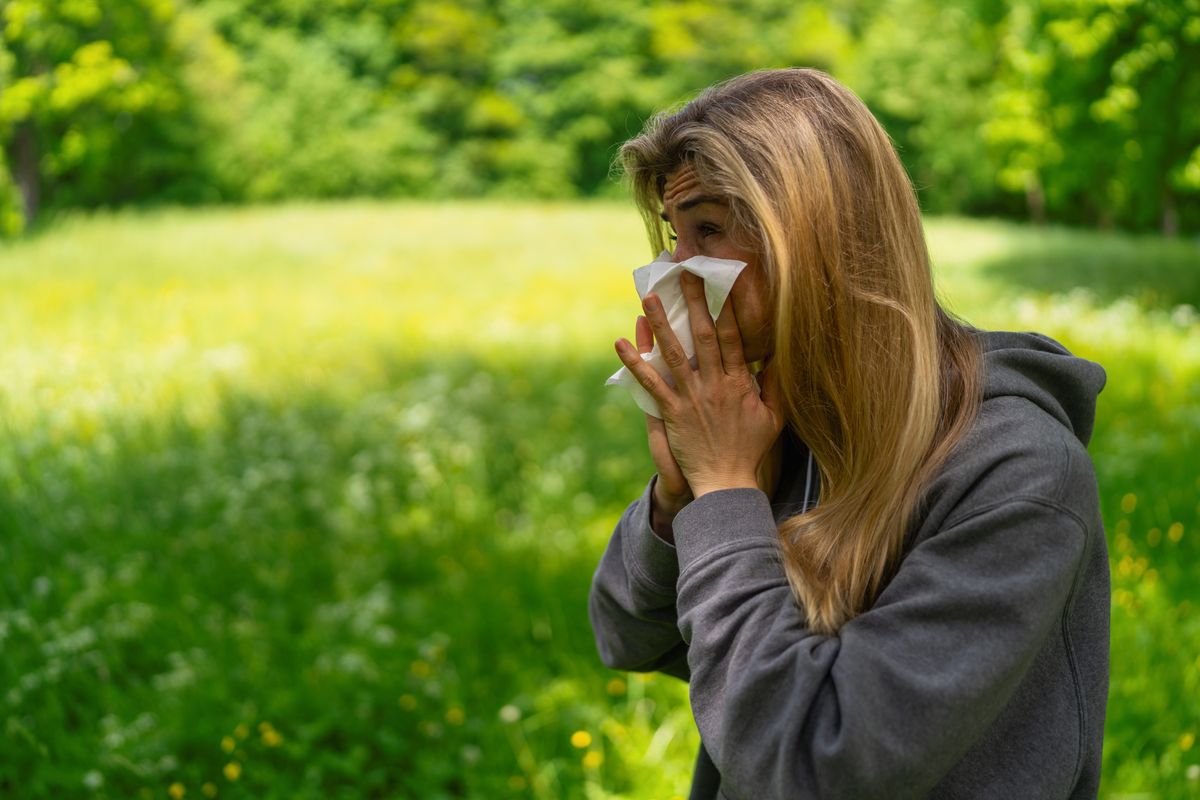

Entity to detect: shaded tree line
[1,0,1197,237]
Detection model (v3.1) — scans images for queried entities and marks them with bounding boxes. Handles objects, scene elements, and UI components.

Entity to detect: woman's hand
[634,314,694,516]
[615,270,785,499]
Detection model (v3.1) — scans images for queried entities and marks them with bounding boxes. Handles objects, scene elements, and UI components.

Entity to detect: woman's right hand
[637,314,694,517]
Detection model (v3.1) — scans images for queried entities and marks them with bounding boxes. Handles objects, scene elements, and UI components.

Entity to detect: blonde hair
[615,68,985,636]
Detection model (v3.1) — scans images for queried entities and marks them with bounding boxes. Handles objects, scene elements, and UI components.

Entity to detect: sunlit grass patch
[1,201,1196,798]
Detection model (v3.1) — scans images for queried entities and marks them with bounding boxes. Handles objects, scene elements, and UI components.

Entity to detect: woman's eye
[667,225,718,242]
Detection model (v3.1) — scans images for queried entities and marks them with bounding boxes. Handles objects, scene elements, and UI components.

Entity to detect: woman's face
[660,163,773,364]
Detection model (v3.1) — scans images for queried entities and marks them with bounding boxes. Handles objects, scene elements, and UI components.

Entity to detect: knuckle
[694,327,718,347]
[662,346,687,368]
[718,327,741,347]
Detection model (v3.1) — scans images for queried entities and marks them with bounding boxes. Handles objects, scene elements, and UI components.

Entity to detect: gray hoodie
[588,328,1110,799]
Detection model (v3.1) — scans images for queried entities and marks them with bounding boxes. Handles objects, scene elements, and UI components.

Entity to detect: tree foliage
[1,0,1197,236]
[0,0,213,231]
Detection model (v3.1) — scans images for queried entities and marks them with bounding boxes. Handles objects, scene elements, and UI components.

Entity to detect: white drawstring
[802,449,815,511]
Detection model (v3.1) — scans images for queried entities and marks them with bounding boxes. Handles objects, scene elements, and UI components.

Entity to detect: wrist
[650,477,689,545]
[691,474,761,499]
[650,504,675,545]
[652,474,691,509]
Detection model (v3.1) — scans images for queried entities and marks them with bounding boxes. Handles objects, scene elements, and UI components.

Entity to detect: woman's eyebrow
[660,195,727,221]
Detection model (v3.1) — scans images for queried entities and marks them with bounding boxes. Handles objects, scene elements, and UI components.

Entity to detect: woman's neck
[758,433,786,501]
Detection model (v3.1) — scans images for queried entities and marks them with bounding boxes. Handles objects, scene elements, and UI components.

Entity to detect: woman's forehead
[662,163,703,207]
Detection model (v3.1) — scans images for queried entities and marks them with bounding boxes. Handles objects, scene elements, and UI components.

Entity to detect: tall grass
[0,201,1196,798]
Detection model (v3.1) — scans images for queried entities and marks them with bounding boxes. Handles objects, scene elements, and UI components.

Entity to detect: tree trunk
[1025,173,1046,226]
[12,121,39,228]
[1161,188,1178,238]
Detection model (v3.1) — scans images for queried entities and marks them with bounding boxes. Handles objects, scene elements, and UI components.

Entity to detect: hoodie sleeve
[673,487,1087,800]
[587,473,691,682]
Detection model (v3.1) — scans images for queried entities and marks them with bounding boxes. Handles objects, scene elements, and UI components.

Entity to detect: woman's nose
[670,238,697,263]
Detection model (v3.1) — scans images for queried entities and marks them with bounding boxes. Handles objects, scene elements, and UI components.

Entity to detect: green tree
[3,0,1197,236]
[0,0,219,231]
[846,0,1010,216]
[985,0,1200,234]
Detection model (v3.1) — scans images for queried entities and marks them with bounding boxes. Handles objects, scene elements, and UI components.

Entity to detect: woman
[588,68,1109,799]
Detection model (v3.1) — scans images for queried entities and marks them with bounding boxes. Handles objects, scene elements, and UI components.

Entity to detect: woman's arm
[587,473,691,682]
[672,487,1089,799]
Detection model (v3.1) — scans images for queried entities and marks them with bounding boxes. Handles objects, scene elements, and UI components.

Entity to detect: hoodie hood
[974,329,1107,447]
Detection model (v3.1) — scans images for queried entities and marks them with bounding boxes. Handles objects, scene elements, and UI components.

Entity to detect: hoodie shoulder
[916,328,1107,537]
[973,328,1107,447]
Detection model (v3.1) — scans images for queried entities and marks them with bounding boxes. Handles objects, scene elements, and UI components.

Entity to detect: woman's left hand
[615,270,785,499]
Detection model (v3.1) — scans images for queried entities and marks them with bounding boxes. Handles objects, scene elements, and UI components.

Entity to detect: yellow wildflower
[399,694,417,710]
[262,727,283,747]
[201,783,217,798]
[445,706,465,726]
[1168,522,1184,543]
[223,762,241,782]
[1120,493,1136,514]
[582,750,603,769]
[410,660,432,678]
[220,736,235,753]
[168,783,186,800]
[233,724,249,740]
[570,730,592,748]
[606,678,625,696]
[1181,732,1195,751]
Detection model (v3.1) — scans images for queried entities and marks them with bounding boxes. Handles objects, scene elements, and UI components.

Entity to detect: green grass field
[1,201,1197,799]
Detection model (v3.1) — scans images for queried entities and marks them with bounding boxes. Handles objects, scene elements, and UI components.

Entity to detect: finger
[636,314,653,354]
[615,337,677,412]
[681,271,722,378]
[642,292,696,397]
[645,413,690,496]
[714,294,750,376]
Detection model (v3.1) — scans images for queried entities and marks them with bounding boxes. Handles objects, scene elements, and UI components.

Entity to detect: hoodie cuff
[623,473,681,593]
[671,487,778,576]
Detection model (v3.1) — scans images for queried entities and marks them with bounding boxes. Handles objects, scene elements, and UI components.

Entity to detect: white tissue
[605,249,760,419]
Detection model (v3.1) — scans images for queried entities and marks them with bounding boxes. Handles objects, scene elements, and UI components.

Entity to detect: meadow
[0,201,1197,799]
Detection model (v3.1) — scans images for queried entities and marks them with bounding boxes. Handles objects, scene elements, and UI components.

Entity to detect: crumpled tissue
[605,249,760,419]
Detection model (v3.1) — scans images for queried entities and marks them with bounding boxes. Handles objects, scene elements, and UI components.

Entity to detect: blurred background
[0,1,1197,798]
